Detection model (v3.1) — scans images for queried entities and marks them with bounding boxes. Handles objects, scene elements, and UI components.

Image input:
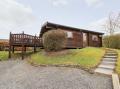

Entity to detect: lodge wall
[41,26,103,48]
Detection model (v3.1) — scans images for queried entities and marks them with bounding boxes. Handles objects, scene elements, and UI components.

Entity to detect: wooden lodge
[40,22,104,48]
[9,22,104,59]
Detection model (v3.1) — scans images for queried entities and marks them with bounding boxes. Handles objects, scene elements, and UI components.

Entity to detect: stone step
[105,53,117,56]
[102,61,116,65]
[95,68,114,75]
[104,56,117,58]
[104,57,117,59]
[106,52,117,54]
[98,64,115,69]
[107,50,116,52]
[103,58,117,62]
[105,54,117,56]
[106,53,117,55]
[106,51,116,52]
[106,52,116,54]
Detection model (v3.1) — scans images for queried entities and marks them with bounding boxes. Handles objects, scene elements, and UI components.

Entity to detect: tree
[104,12,120,35]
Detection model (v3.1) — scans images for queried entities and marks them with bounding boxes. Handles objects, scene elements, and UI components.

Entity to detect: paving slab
[95,50,117,75]
[103,58,117,61]
[102,61,116,65]
[95,68,113,75]
[99,64,115,69]
[106,52,117,55]
[104,56,117,58]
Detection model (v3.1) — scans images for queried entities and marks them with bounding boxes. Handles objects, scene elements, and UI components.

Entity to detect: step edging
[112,73,120,89]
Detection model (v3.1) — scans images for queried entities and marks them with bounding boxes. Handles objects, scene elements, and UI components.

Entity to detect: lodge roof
[40,22,104,36]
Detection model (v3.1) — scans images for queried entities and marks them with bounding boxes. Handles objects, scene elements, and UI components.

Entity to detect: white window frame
[67,31,73,38]
[92,35,98,41]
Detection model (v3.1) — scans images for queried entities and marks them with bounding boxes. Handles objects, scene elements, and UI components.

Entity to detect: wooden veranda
[9,32,43,59]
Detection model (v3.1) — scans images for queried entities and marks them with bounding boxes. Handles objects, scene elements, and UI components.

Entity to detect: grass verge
[29,47,105,69]
[0,51,8,61]
[115,50,120,75]
[0,51,36,61]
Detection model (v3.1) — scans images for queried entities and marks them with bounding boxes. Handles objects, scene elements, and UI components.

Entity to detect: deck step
[95,68,114,75]
[98,64,115,69]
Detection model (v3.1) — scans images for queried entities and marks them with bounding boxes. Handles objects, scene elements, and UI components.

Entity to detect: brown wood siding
[40,26,103,48]
[73,31,83,48]
[61,29,83,48]
[60,28,102,48]
[88,33,102,47]
[98,36,102,47]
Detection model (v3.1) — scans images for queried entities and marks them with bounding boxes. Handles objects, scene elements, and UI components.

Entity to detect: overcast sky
[0,0,120,39]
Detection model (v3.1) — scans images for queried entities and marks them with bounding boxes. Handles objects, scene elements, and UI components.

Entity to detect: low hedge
[42,29,67,51]
[103,34,120,49]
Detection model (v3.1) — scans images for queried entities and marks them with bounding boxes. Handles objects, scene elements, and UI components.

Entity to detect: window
[67,31,73,38]
[83,33,87,42]
[92,35,98,41]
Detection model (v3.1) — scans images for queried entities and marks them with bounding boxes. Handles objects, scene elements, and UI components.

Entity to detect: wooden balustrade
[9,32,43,59]
[10,33,42,47]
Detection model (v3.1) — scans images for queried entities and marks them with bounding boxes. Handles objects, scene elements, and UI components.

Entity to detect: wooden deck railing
[9,32,43,59]
[10,33,42,47]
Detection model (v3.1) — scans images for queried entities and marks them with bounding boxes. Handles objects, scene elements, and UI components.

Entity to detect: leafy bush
[43,29,67,51]
[103,34,120,49]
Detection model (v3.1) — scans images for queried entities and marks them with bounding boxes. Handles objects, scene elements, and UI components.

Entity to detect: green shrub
[103,34,120,49]
[43,29,67,51]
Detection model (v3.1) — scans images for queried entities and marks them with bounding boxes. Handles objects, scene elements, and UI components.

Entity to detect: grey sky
[0,0,120,38]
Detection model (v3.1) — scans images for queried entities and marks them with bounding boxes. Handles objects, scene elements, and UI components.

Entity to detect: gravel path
[0,60,112,89]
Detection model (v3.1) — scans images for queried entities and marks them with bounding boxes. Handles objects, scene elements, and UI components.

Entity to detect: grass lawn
[0,51,35,61]
[0,51,8,61]
[30,47,105,69]
[11,51,35,58]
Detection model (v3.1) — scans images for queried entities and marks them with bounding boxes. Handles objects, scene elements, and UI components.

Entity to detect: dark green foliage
[43,29,67,51]
[103,34,120,49]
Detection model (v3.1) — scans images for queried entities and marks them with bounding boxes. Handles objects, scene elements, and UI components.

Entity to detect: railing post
[12,46,14,53]
[34,34,36,52]
[21,31,24,60]
[9,32,12,58]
